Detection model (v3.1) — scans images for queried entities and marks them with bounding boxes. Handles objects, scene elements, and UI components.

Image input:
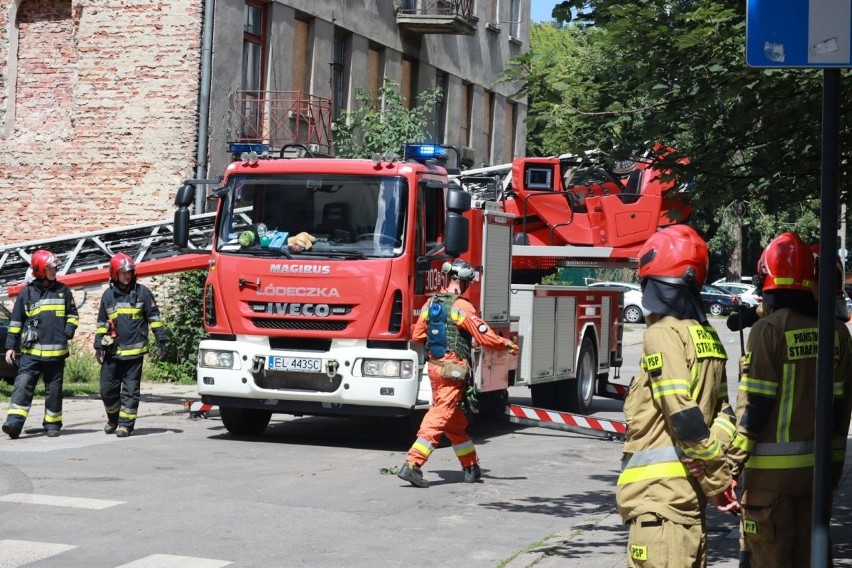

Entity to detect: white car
[712,281,761,306]
[587,281,650,324]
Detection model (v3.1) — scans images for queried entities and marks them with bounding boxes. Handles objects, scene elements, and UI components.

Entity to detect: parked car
[700,285,741,316]
[587,281,650,324]
[712,281,761,306]
[0,303,16,381]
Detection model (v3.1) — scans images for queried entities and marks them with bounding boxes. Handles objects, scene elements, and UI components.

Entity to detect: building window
[292,17,311,95]
[459,82,472,147]
[432,71,449,143]
[332,33,349,121]
[367,45,383,103]
[401,57,418,109]
[487,0,499,24]
[509,0,521,38]
[483,90,494,165]
[503,100,517,163]
[242,0,267,139]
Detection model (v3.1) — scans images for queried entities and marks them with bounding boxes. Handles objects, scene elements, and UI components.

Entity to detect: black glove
[157,342,168,361]
[726,305,760,332]
[95,349,104,365]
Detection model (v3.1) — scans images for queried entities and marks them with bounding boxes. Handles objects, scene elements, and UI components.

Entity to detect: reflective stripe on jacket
[4,280,79,360]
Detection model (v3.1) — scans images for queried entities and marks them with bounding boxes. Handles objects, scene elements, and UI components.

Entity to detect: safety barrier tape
[506,404,626,441]
[184,400,217,418]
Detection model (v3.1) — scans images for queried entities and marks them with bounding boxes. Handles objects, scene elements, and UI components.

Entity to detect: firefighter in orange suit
[617,225,740,568]
[726,232,852,567]
[398,259,518,488]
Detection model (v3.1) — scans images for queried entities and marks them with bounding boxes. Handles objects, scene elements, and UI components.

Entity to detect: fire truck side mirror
[174,184,195,207]
[446,187,471,213]
[174,207,190,248]
[444,213,469,257]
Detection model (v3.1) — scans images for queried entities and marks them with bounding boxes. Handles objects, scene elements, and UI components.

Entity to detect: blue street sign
[746,0,852,68]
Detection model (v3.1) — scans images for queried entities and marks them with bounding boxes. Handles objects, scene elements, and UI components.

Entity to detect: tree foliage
[333,78,442,159]
[510,1,852,276]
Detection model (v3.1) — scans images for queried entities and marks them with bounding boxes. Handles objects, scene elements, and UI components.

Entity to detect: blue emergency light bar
[229,142,270,154]
[404,143,448,162]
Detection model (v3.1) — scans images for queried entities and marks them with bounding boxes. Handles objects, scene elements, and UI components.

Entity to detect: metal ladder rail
[0,212,217,299]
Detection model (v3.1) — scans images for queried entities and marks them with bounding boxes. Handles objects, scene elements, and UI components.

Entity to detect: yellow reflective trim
[119,411,137,421]
[745,453,814,469]
[777,364,794,443]
[732,435,755,453]
[24,304,66,317]
[7,408,28,418]
[412,441,432,457]
[739,376,777,397]
[116,347,147,356]
[682,440,721,461]
[150,321,164,329]
[650,379,689,398]
[21,348,70,357]
[785,327,819,360]
[9,325,21,333]
[713,416,736,437]
[688,325,727,359]
[43,414,62,424]
[617,461,688,485]
[833,381,845,397]
[643,352,663,371]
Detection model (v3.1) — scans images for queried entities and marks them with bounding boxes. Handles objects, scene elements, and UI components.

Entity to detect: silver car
[587,281,650,324]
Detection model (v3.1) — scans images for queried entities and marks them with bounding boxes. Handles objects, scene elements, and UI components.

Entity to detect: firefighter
[616,225,739,568]
[94,253,167,437]
[398,259,518,488]
[726,232,852,567]
[2,249,79,439]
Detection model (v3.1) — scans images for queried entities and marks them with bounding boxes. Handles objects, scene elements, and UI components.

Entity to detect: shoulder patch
[643,352,663,373]
[687,325,727,360]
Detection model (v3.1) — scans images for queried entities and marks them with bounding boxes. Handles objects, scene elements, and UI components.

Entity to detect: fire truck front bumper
[196,338,423,416]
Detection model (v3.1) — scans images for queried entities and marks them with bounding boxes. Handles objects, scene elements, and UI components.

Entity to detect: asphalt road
[0,317,747,568]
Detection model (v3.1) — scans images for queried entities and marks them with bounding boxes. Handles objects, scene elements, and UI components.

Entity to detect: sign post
[747,2,848,566]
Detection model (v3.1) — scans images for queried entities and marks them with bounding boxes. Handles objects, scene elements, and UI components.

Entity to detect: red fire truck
[169,143,689,435]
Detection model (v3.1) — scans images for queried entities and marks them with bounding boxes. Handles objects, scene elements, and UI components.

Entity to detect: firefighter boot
[115,426,131,438]
[2,422,21,440]
[104,421,118,434]
[398,461,429,488]
[463,463,482,483]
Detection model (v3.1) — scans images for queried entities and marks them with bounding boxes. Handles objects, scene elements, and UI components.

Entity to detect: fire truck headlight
[200,349,237,369]
[362,359,414,379]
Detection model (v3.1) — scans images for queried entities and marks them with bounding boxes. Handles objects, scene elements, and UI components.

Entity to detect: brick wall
[0,0,203,247]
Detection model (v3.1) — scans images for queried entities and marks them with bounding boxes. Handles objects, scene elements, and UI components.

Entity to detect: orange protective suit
[406,290,511,469]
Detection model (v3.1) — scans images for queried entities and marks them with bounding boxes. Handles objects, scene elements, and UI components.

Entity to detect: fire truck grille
[251,318,348,332]
[256,371,342,392]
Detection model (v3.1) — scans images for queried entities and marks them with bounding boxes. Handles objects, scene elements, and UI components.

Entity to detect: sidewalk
[506,443,852,567]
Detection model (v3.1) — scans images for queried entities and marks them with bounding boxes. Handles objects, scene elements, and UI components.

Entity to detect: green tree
[144,270,207,383]
[333,78,442,159]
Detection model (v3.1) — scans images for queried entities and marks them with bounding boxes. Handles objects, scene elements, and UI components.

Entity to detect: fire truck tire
[563,337,596,414]
[530,382,557,409]
[219,407,272,436]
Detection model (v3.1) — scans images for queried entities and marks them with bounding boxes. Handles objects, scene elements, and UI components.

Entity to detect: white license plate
[267,356,322,373]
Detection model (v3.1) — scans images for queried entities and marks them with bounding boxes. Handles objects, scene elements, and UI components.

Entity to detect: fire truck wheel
[530,382,557,409]
[562,337,595,415]
[219,407,272,436]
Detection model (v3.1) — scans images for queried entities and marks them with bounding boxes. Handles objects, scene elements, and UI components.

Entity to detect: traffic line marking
[0,493,124,510]
[0,540,76,566]
[115,554,233,567]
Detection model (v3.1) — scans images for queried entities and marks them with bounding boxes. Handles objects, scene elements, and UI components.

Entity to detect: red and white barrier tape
[184,400,216,418]
[507,404,626,439]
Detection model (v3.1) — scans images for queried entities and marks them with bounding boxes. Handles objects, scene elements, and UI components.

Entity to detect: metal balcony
[395,0,477,36]
[229,90,333,155]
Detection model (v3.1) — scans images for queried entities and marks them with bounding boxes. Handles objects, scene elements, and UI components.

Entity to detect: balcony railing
[395,0,477,36]
[229,90,332,155]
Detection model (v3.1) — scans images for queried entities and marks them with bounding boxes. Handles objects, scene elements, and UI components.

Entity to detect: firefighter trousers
[3,356,65,434]
[100,357,143,431]
[627,513,706,568]
[406,363,478,468]
[738,488,813,568]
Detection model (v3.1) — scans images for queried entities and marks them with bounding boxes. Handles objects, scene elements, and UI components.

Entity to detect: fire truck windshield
[216,174,408,258]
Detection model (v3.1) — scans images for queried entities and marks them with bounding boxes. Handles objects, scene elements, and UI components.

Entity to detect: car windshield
[216,174,408,259]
